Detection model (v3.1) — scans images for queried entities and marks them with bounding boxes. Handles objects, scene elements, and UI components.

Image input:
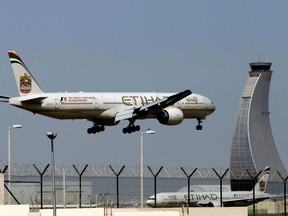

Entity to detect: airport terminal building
[230,62,286,190]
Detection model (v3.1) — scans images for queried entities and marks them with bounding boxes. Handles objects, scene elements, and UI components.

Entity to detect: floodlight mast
[140,129,155,208]
[8,124,22,204]
[47,132,57,140]
[47,132,57,216]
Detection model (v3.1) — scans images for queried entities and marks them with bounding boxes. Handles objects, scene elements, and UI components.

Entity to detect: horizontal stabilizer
[0,96,10,99]
[19,96,47,104]
[0,95,10,102]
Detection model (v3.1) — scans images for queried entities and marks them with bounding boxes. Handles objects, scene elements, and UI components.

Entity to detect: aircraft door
[94,98,99,109]
[55,99,60,109]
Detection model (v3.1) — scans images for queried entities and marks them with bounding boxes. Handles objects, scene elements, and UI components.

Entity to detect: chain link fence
[1,161,287,214]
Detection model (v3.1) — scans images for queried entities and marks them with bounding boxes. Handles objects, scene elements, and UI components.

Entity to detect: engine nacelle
[157,107,184,125]
[199,201,220,207]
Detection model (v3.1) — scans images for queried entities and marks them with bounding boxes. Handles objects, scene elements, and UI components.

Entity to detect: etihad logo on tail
[259,180,266,192]
[20,73,31,94]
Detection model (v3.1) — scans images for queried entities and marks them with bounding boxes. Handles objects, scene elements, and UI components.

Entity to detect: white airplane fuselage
[147,166,272,207]
[146,190,271,207]
[9,92,214,125]
[3,51,215,134]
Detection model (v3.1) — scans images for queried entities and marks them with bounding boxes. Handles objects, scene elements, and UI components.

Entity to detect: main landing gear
[87,123,105,134]
[122,119,140,134]
[196,118,203,130]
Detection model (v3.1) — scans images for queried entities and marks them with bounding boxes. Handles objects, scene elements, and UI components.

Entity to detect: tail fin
[8,51,44,96]
[254,166,270,193]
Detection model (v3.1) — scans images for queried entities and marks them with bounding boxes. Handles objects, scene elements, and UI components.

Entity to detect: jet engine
[156,107,184,125]
[199,201,221,207]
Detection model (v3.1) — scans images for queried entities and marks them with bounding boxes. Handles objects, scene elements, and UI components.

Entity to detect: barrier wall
[39,207,247,216]
[113,208,181,216]
[40,208,103,216]
[0,205,248,216]
[191,207,247,216]
[0,204,29,216]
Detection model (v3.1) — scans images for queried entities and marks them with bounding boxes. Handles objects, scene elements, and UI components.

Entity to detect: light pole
[8,124,22,205]
[140,129,155,208]
[47,132,57,216]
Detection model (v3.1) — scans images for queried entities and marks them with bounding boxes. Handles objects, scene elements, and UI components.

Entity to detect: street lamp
[140,129,155,208]
[8,124,22,205]
[47,132,57,216]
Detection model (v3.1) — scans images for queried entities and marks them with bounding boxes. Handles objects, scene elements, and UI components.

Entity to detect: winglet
[8,51,44,96]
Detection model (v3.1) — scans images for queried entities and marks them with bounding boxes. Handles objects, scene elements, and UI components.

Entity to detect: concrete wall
[113,208,180,216]
[0,204,29,216]
[40,208,103,216]
[0,205,248,216]
[191,207,247,216]
[38,207,247,216]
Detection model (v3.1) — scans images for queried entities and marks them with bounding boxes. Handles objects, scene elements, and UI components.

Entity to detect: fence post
[181,167,197,207]
[0,171,5,205]
[246,169,262,216]
[109,165,125,208]
[277,171,288,216]
[0,166,8,174]
[1,165,20,204]
[33,164,50,209]
[73,164,88,208]
[212,168,229,207]
[147,166,163,207]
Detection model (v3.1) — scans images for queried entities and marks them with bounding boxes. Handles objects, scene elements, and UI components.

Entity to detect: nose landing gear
[196,118,203,130]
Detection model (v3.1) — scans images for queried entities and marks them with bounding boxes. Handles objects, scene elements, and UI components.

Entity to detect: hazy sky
[0,1,288,169]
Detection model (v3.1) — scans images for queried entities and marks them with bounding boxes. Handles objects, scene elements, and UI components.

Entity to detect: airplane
[146,166,275,207]
[0,51,215,134]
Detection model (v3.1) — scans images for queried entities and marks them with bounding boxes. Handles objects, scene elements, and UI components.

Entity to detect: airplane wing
[114,90,192,122]
[221,196,271,207]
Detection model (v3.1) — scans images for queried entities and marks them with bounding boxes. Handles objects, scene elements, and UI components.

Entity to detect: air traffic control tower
[230,62,286,191]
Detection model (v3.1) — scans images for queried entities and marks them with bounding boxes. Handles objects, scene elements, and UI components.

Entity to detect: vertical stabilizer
[254,166,270,193]
[8,51,44,96]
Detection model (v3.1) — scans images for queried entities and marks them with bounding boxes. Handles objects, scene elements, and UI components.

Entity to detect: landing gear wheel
[122,120,141,134]
[196,118,203,130]
[100,125,105,132]
[87,123,105,134]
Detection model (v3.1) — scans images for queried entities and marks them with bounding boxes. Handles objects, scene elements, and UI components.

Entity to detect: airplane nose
[209,100,216,113]
[146,196,155,207]
[204,97,215,114]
